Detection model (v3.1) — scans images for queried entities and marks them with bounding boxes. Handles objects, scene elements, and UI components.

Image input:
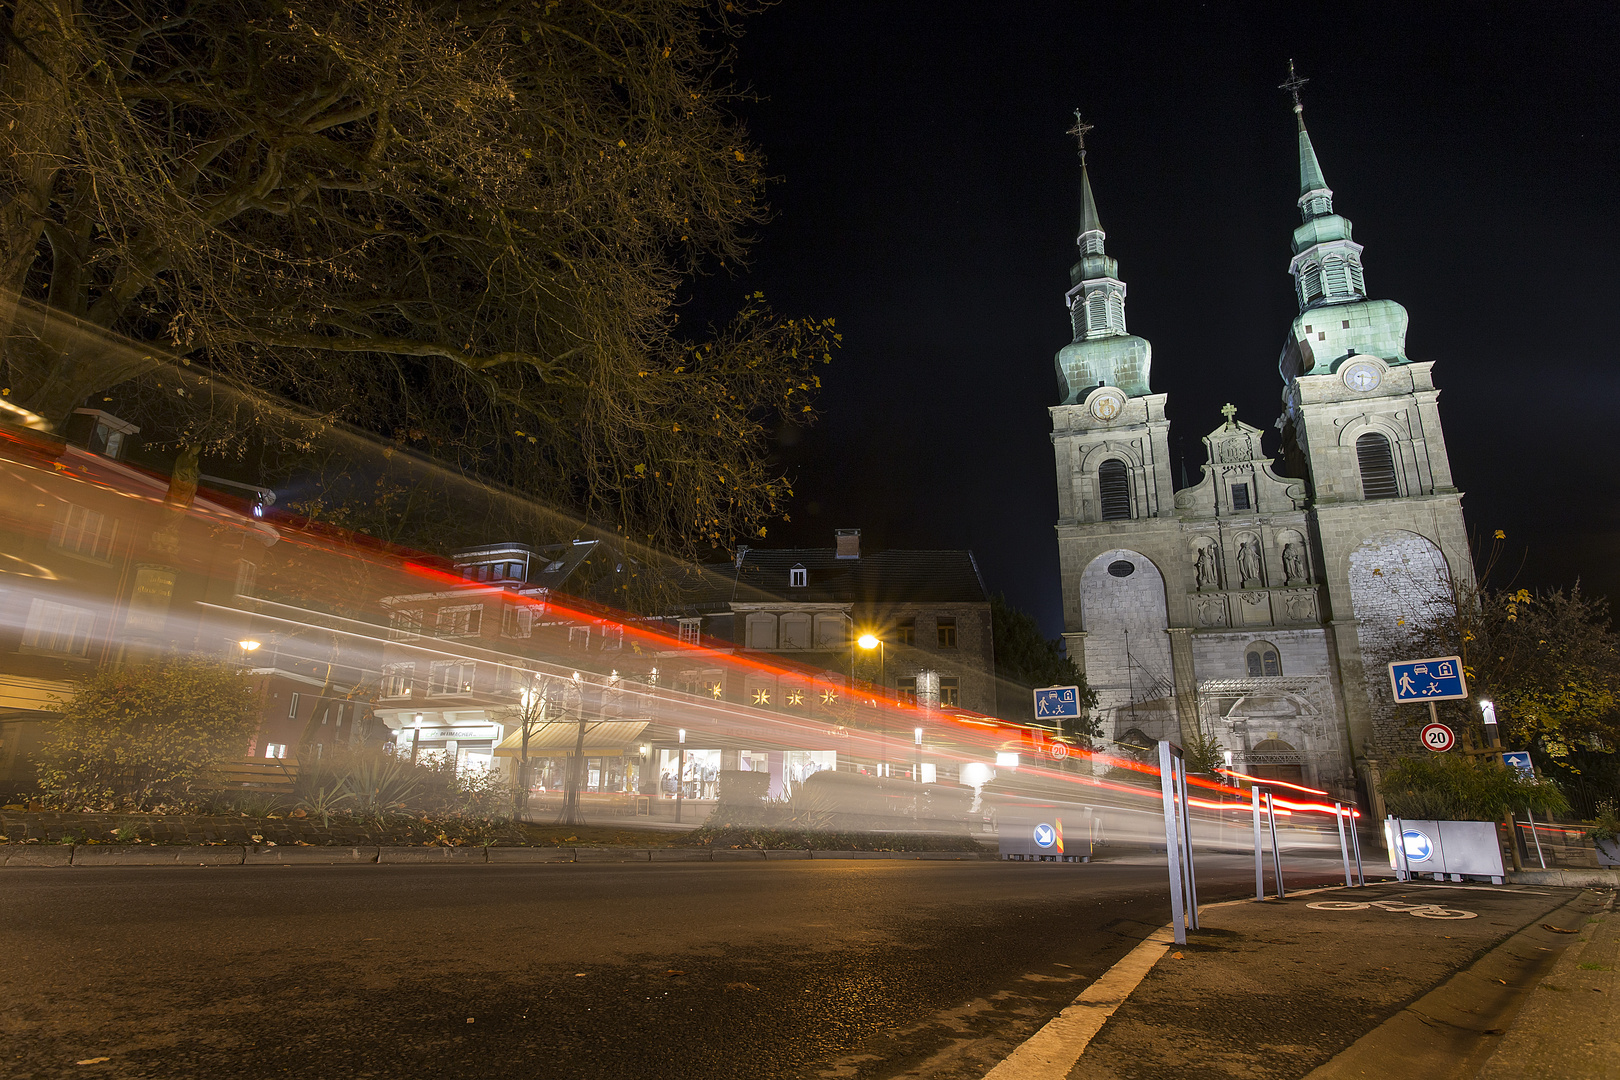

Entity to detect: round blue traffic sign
[1033,823,1056,849]
[1401,829,1434,863]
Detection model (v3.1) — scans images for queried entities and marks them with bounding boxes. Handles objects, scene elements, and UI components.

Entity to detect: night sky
[705,1,1620,636]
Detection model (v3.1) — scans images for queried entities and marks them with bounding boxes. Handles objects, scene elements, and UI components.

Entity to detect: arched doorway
[1248,738,1305,784]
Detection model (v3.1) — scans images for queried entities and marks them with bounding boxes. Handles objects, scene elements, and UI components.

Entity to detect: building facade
[1051,93,1469,808]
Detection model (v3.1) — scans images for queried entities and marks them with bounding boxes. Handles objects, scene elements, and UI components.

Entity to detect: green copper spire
[1274,63,1410,387]
[1054,112,1152,403]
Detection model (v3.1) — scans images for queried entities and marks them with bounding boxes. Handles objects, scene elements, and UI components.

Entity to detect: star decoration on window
[709,682,724,699]
[786,689,804,707]
[820,690,838,705]
[752,688,771,706]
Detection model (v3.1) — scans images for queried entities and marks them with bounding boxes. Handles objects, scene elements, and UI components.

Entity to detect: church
[1050,75,1471,812]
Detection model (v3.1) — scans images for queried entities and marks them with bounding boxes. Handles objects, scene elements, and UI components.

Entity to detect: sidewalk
[1056,880,1611,1079]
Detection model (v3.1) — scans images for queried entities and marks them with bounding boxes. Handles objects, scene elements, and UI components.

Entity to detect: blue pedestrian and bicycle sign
[1034,685,1082,719]
[1388,656,1468,703]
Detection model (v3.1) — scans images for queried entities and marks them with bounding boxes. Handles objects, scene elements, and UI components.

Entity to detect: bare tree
[1,0,837,558]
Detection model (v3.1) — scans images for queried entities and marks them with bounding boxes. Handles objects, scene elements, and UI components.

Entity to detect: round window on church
[1107,560,1136,578]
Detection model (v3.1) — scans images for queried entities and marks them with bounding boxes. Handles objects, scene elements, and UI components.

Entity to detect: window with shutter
[1323,257,1349,296]
[1300,263,1323,304]
[1348,257,1365,294]
[1098,459,1131,520]
[1356,432,1400,499]
[1087,292,1108,337]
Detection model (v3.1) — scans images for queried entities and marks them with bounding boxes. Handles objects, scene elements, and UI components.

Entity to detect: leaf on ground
[466,1017,475,1023]
[573,973,587,977]
[726,981,759,991]
[1543,924,1579,934]
[1171,952,1184,959]
[76,1059,111,1066]
[667,969,686,977]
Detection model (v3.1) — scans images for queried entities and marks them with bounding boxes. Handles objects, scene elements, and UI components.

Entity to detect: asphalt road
[2,854,1350,1080]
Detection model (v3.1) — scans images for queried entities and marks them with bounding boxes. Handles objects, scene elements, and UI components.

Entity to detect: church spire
[1054,112,1153,403]
[1279,63,1366,310]
[1281,60,1332,220]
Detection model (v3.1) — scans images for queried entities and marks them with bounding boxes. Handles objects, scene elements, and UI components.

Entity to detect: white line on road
[979,927,1174,1080]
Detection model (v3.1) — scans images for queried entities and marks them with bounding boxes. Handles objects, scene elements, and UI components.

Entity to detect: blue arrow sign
[1034,686,1082,719]
[1388,656,1468,703]
[1033,823,1056,849]
[1502,750,1535,780]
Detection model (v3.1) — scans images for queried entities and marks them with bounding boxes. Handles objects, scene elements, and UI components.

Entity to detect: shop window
[1098,459,1131,520]
[49,502,117,561]
[20,598,95,657]
[264,743,287,759]
[937,618,957,649]
[124,567,176,630]
[1356,433,1400,499]
[939,678,961,707]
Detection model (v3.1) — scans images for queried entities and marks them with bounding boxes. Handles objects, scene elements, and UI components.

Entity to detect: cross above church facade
[1221,402,1238,427]
[1066,109,1094,162]
[1280,59,1309,111]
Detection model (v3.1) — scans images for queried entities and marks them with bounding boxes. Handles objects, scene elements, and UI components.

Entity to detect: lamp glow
[857,633,880,650]
[237,639,261,652]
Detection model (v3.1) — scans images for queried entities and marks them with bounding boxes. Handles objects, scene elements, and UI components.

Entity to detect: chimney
[834,529,861,560]
[734,545,750,569]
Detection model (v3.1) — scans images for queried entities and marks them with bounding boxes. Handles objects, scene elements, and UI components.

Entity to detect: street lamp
[411,713,424,765]
[858,632,887,777]
[1480,700,1500,748]
[237,639,261,653]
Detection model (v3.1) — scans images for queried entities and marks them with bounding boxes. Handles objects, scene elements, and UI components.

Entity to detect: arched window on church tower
[1098,459,1131,520]
[1299,262,1323,305]
[1086,292,1108,338]
[1356,432,1400,500]
[1322,256,1349,297]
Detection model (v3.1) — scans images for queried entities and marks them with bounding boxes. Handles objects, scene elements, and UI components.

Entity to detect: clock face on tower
[1341,358,1382,393]
[1088,388,1126,422]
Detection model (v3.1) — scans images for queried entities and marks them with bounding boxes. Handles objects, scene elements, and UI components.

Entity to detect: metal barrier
[1158,739,1198,944]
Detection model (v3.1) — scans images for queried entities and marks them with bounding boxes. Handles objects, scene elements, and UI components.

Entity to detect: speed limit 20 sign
[1420,723,1455,753]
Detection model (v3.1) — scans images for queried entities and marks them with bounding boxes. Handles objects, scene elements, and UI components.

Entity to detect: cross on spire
[1220,402,1238,428]
[1066,109,1094,162]
[1280,59,1309,115]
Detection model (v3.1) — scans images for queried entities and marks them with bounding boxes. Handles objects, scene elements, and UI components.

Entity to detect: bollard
[1251,785,1265,901]
[1349,807,1364,886]
[1264,790,1284,898]
[1334,802,1353,887]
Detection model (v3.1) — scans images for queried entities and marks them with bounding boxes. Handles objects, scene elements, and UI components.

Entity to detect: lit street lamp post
[675,727,686,824]
[858,633,886,775]
[410,713,423,765]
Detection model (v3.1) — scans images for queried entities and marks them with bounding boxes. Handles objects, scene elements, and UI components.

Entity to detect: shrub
[1379,754,1569,821]
[37,657,257,810]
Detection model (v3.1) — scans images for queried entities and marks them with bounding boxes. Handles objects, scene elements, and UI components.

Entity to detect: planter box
[1385,818,1504,882]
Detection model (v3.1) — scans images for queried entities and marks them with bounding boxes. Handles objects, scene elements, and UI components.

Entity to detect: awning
[494,720,649,759]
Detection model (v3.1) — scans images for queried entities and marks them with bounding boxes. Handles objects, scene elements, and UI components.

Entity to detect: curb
[1508,867,1620,888]
[1,844,997,867]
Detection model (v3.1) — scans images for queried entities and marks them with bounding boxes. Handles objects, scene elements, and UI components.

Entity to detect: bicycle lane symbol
[1307,900,1477,920]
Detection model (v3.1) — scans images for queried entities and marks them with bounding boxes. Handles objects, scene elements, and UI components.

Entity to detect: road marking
[1307,899,1477,920]
[980,928,1174,1079]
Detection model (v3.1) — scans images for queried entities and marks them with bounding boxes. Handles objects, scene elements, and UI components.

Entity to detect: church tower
[1050,115,1190,753]
[1273,64,1472,772]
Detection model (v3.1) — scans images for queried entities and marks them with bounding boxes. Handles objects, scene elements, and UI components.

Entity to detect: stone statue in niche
[1237,538,1262,586]
[1282,542,1306,585]
[1194,543,1220,591]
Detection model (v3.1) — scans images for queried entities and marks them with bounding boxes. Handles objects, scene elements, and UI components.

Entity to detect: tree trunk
[562,715,588,826]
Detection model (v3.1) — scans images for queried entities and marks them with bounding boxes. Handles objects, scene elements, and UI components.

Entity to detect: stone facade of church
[1050,96,1470,810]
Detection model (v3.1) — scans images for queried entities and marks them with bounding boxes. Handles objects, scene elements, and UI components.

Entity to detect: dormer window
[790,566,807,588]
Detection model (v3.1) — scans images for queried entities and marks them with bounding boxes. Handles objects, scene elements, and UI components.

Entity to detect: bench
[204,758,298,791]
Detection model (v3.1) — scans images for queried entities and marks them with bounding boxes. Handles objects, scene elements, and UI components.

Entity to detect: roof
[720,548,990,606]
